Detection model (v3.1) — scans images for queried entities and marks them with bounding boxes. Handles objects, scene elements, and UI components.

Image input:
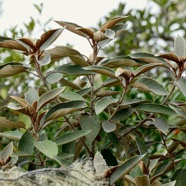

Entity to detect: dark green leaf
[110,154,146,185]
[172,168,186,186]
[95,97,118,115]
[18,131,34,154]
[57,64,95,76]
[133,77,167,95]
[44,100,85,121]
[133,103,176,115]
[34,140,58,159]
[80,115,100,146]
[175,77,186,97]
[55,130,91,145]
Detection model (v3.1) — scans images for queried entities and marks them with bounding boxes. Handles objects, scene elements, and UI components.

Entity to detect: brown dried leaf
[0,117,25,129]
[100,16,128,32]
[55,21,86,37]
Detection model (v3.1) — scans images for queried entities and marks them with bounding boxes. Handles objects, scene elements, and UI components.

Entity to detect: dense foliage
[0,1,186,186]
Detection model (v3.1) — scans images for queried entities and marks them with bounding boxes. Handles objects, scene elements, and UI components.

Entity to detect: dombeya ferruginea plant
[0,15,186,185]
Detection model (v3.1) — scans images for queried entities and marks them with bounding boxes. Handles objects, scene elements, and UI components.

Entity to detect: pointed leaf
[60,78,81,90]
[34,140,58,159]
[37,28,64,51]
[110,154,146,185]
[55,130,91,145]
[57,64,95,76]
[0,142,14,163]
[133,103,176,115]
[55,21,86,37]
[44,100,85,121]
[159,53,180,63]
[104,57,140,68]
[83,65,116,78]
[80,115,100,146]
[94,151,108,175]
[0,36,28,51]
[60,92,84,101]
[17,38,36,52]
[174,35,186,58]
[100,16,128,32]
[133,77,167,95]
[175,77,186,97]
[95,97,118,115]
[18,131,34,154]
[0,131,22,140]
[47,46,80,61]
[68,55,89,67]
[0,117,25,129]
[102,121,116,133]
[10,95,28,107]
[76,27,94,38]
[24,87,39,105]
[37,87,64,111]
[134,63,164,76]
[112,108,134,121]
[0,64,27,78]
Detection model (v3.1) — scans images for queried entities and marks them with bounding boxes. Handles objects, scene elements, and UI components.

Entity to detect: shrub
[0,15,186,186]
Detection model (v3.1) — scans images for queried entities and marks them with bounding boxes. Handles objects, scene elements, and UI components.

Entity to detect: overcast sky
[0,0,147,55]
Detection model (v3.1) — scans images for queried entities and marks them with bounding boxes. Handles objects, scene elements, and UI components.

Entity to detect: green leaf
[57,64,95,76]
[174,35,186,58]
[80,115,100,146]
[18,131,34,154]
[102,121,116,133]
[46,71,63,86]
[37,87,64,111]
[60,92,84,101]
[151,180,162,186]
[175,77,186,97]
[34,140,58,159]
[55,130,91,145]
[152,118,169,134]
[0,131,23,140]
[134,135,149,167]
[133,77,167,95]
[172,168,186,186]
[95,97,118,115]
[38,28,64,51]
[83,65,116,78]
[0,142,14,163]
[0,117,25,129]
[0,64,27,78]
[24,87,39,105]
[133,103,176,115]
[112,108,134,121]
[19,114,31,129]
[44,100,85,121]
[110,154,146,185]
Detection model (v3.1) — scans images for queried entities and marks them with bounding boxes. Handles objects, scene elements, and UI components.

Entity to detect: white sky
[0,0,147,55]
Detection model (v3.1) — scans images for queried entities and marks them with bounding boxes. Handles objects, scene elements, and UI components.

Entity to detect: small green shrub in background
[0,12,186,186]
